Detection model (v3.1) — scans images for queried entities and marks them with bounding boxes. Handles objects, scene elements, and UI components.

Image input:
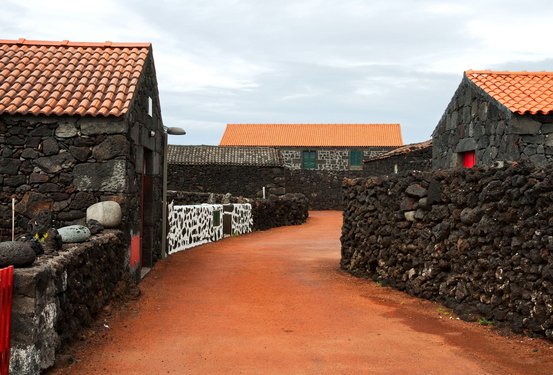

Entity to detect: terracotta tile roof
[220,124,403,147]
[466,70,553,115]
[0,38,151,117]
[365,140,432,162]
[168,145,283,166]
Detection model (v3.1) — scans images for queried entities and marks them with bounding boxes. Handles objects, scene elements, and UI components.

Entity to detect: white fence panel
[167,202,224,254]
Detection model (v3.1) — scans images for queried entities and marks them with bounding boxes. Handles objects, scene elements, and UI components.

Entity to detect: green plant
[436,307,450,316]
[375,281,382,287]
[478,318,494,326]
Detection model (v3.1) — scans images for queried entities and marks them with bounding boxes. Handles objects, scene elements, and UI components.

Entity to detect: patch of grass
[375,281,382,287]
[478,318,494,326]
[436,307,450,316]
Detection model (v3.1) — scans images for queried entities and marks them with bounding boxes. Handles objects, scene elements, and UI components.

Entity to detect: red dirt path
[52,211,553,374]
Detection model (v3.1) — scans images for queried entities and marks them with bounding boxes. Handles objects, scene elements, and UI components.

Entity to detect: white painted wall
[167,203,254,254]
[167,203,224,254]
[229,203,253,235]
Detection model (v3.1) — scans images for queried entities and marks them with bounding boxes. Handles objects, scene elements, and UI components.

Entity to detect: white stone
[55,123,78,138]
[404,211,416,222]
[86,201,122,228]
[58,225,91,243]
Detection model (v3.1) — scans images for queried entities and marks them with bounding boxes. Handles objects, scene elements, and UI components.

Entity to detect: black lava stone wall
[167,165,286,198]
[168,166,378,210]
[250,194,308,231]
[341,162,553,339]
[285,169,370,210]
[10,231,127,374]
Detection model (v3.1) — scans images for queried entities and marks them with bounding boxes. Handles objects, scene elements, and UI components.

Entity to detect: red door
[463,151,476,168]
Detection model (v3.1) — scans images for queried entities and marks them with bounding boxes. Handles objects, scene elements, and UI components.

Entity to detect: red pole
[0,266,14,375]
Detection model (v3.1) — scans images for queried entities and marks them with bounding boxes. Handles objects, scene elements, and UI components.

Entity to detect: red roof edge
[0,38,151,48]
[465,69,553,76]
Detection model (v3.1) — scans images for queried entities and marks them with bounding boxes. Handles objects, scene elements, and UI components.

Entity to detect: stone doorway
[141,148,155,276]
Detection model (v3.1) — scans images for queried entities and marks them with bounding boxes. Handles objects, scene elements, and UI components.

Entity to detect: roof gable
[465,70,553,115]
[0,39,151,117]
[219,124,403,147]
[168,145,283,166]
[365,140,431,162]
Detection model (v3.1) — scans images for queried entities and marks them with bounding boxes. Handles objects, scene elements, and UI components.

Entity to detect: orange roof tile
[219,124,403,147]
[465,70,553,115]
[0,38,151,117]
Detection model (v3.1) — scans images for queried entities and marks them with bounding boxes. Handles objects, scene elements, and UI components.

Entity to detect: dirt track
[52,211,553,374]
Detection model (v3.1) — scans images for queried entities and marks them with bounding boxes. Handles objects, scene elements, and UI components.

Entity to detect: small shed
[167,145,285,197]
[0,39,165,278]
[432,70,553,169]
[364,140,432,175]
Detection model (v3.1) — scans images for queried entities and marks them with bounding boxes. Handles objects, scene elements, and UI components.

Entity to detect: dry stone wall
[167,164,286,198]
[250,194,309,231]
[10,230,127,375]
[341,162,553,339]
[285,169,370,209]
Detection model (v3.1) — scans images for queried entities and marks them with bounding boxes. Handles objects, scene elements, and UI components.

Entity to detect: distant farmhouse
[0,39,165,277]
[220,123,403,170]
[432,70,553,169]
[167,124,405,209]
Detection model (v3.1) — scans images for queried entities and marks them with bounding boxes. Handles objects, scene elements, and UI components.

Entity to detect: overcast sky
[3,0,553,145]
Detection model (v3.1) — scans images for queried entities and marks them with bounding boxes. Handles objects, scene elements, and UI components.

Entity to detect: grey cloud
[162,60,461,144]
[3,0,553,146]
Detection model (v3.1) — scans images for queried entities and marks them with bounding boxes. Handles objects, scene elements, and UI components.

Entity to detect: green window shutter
[213,210,221,226]
[302,150,316,169]
[350,150,362,166]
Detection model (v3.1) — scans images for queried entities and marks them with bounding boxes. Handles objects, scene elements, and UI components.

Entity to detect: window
[302,150,316,169]
[461,150,476,168]
[148,97,153,117]
[349,150,363,167]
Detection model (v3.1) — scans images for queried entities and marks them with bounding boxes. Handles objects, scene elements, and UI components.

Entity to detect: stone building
[432,70,553,169]
[167,145,286,197]
[364,140,432,175]
[216,123,404,209]
[0,39,165,279]
[220,123,403,170]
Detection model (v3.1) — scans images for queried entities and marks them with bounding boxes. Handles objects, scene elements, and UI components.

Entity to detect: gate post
[223,204,234,236]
